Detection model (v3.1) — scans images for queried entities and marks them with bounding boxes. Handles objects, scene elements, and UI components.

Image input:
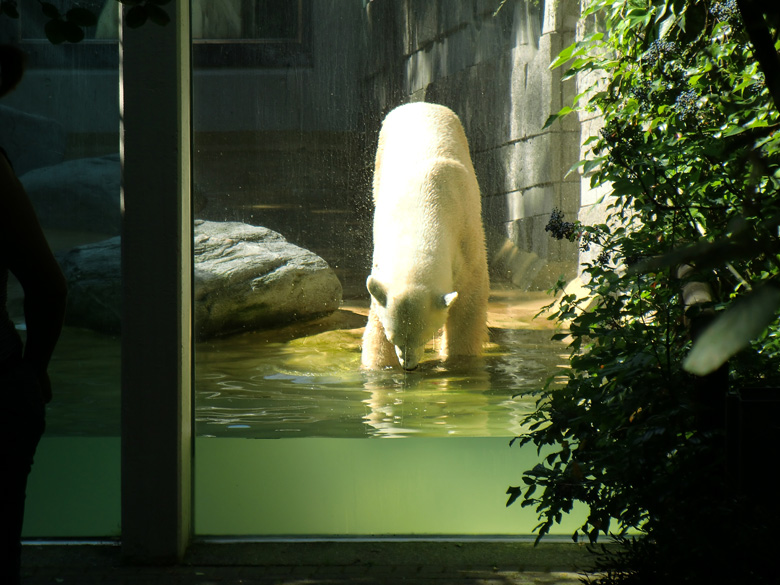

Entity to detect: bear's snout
[395,345,421,371]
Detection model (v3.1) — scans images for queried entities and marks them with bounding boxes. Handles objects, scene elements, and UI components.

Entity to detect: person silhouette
[0,44,68,585]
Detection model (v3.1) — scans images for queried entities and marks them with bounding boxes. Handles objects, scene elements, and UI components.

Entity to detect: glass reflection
[1,2,121,538]
[192,0,573,441]
[189,0,590,537]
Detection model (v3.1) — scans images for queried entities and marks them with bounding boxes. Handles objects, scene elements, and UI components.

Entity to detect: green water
[24,437,121,537]
[43,292,566,439]
[25,291,579,537]
[24,436,585,538]
[194,294,567,439]
[195,437,584,537]
[190,293,580,537]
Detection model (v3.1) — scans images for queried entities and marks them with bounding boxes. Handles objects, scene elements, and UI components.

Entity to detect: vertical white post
[120,0,192,563]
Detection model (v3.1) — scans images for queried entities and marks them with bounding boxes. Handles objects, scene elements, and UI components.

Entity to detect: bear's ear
[367,275,388,307]
[436,291,458,310]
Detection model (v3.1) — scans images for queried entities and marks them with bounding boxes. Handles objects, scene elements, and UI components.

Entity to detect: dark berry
[545,208,578,241]
[711,0,741,29]
[675,89,698,122]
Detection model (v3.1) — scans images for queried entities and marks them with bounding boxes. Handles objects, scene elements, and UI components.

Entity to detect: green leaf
[542,114,559,130]
[550,42,579,69]
[557,106,574,118]
[566,156,607,177]
[505,486,522,507]
[582,157,603,175]
[542,107,574,130]
[658,14,675,39]
[683,285,780,376]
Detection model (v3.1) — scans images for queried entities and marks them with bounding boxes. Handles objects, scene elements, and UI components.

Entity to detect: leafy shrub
[508,1,780,582]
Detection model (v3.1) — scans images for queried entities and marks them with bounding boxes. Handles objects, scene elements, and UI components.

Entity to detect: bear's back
[374,103,475,183]
[370,102,482,284]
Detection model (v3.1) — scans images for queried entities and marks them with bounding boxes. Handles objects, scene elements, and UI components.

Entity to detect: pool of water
[27,289,577,538]
[188,294,579,536]
[198,291,567,439]
[195,302,566,439]
[42,290,566,438]
[194,436,586,536]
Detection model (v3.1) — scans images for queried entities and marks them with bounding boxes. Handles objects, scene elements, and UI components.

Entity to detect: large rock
[58,221,343,339]
[193,220,343,338]
[59,236,122,334]
[20,154,121,235]
[0,105,67,176]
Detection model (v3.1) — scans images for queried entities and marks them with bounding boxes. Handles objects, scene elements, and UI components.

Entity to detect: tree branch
[737,0,780,113]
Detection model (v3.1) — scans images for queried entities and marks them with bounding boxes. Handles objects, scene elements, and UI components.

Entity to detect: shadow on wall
[362,0,582,291]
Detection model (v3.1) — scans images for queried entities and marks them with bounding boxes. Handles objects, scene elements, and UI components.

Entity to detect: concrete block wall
[574,1,613,276]
[361,0,583,290]
[3,0,594,293]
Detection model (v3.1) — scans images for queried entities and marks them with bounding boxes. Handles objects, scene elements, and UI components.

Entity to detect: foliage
[0,0,169,44]
[508,0,780,582]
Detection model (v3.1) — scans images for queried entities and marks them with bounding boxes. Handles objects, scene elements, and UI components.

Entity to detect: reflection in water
[44,291,566,438]
[195,292,567,438]
[46,328,121,437]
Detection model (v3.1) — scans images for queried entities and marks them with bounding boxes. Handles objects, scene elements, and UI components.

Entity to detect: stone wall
[3,0,592,293]
[574,1,612,276]
[361,0,583,290]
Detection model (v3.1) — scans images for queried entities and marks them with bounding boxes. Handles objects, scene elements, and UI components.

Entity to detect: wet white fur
[362,102,489,370]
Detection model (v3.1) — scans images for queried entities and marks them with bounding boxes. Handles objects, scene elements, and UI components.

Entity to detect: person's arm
[0,153,67,402]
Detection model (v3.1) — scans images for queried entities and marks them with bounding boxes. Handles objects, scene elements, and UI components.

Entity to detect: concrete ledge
[22,540,597,584]
[23,540,597,569]
[185,540,597,571]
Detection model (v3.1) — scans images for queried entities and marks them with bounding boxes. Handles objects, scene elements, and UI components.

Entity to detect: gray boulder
[59,221,343,339]
[194,220,343,339]
[59,236,122,334]
[0,105,67,176]
[20,154,121,235]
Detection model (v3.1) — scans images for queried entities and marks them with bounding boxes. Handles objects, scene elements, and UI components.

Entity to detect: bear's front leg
[440,289,489,360]
[361,305,399,369]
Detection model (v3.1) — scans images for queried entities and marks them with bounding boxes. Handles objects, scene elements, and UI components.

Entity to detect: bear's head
[367,275,457,370]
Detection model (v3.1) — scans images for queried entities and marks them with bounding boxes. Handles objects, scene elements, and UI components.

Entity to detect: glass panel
[193,0,581,536]
[194,0,302,41]
[19,0,111,41]
[26,0,304,43]
[2,4,121,537]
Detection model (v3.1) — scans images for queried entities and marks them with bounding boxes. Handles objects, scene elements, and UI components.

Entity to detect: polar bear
[361,102,489,370]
